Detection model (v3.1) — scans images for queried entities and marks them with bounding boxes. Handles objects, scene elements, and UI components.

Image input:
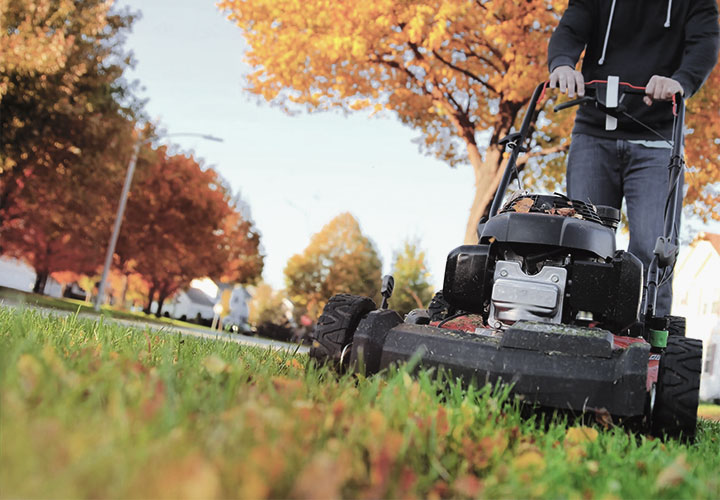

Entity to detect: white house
[220,286,251,328]
[164,286,216,321]
[672,232,720,402]
[162,278,251,328]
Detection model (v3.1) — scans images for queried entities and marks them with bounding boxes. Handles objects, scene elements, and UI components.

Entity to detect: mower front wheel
[651,336,703,441]
[309,294,376,370]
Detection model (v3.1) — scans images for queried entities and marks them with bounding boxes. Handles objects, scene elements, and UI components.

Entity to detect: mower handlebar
[551,82,680,113]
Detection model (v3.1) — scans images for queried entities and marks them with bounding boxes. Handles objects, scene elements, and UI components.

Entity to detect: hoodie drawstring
[598,0,617,65]
[599,0,671,65]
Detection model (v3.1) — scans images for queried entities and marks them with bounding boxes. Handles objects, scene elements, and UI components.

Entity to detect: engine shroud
[443,195,642,333]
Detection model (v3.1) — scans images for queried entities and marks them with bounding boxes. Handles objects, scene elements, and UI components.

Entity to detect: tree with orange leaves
[117,146,263,314]
[284,212,382,321]
[684,63,720,221]
[0,148,121,293]
[219,0,720,243]
[219,0,573,243]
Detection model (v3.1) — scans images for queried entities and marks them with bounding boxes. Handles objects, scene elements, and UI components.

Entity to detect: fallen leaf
[202,355,228,375]
[565,426,599,445]
[292,452,348,500]
[366,431,405,498]
[512,450,546,472]
[655,454,689,490]
[285,358,304,370]
[593,407,614,429]
[140,453,221,499]
[399,466,418,499]
[514,197,534,213]
[17,354,42,395]
[554,207,576,217]
[270,376,303,396]
[462,433,508,470]
[435,405,449,437]
[453,474,484,497]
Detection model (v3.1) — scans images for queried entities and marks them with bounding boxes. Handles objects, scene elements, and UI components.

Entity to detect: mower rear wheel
[666,315,686,337]
[652,336,702,441]
[309,294,376,369]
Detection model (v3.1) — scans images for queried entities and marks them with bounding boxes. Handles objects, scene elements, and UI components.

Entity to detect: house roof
[702,233,720,256]
[184,287,215,307]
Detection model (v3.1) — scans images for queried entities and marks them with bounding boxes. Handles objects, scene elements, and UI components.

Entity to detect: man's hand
[644,76,684,106]
[549,66,585,98]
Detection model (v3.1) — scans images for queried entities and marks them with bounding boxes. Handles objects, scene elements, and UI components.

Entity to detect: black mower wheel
[427,290,456,322]
[666,315,686,337]
[309,294,376,369]
[652,336,703,441]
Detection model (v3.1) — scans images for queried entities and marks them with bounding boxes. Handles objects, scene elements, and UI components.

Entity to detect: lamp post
[94,133,223,311]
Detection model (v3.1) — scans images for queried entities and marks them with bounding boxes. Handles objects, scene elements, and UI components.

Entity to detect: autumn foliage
[220,0,720,241]
[284,213,381,320]
[0,0,138,291]
[219,0,573,243]
[389,239,435,316]
[1,1,264,308]
[116,146,263,313]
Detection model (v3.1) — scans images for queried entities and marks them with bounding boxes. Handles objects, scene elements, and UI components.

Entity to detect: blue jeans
[566,133,682,317]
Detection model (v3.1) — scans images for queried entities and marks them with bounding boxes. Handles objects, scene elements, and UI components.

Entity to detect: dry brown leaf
[141,453,221,499]
[514,197,534,213]
[594,407,614,429]
[202,355,228,375]
[453,474,484,497]
[565,426,599,445]
[270,376,303,396]
[512,450,546,472]
[655,454,689,490]
[292,451,348,500]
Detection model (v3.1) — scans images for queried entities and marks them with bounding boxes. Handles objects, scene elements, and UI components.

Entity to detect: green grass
[1,305,719,499]
[0,286,219,332]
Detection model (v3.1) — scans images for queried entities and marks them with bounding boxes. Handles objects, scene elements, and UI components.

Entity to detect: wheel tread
[309,294,376,367]
[652,336,702,441]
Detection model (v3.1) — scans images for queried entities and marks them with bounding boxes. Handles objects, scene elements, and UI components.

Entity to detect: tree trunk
[143,285,156,314]
[33,270,49,294]
[155,289,168,317]
[120,272,130,310]
[463,144,507,244]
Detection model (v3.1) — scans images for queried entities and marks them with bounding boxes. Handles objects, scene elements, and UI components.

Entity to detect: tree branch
[516,143,570,166]
[463,41,506,73]
[432,49,498,95]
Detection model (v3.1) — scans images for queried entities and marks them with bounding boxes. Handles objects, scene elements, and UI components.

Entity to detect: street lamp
[94,133,224,311]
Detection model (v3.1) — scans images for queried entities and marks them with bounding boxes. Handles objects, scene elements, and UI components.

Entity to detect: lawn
[1,305,719,499]
[0,286,221,333]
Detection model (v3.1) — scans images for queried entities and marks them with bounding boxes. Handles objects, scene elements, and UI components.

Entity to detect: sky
[118,0,475,290]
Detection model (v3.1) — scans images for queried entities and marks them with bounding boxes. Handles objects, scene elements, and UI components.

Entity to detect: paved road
[0,299,309,354]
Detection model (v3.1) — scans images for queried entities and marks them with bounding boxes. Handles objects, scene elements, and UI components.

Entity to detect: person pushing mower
[548,0,719,317]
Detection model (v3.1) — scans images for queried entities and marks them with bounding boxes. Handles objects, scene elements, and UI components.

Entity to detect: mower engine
[443,194,643,334]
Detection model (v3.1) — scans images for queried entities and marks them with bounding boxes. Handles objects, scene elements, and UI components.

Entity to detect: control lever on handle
[553,96,595,112]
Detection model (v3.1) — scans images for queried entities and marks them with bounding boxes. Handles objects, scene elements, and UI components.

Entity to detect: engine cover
[488,260,568,328]
[480,212,616,260]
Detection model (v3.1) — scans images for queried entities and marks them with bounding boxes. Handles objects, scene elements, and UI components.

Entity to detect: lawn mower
[309,80,703,441]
